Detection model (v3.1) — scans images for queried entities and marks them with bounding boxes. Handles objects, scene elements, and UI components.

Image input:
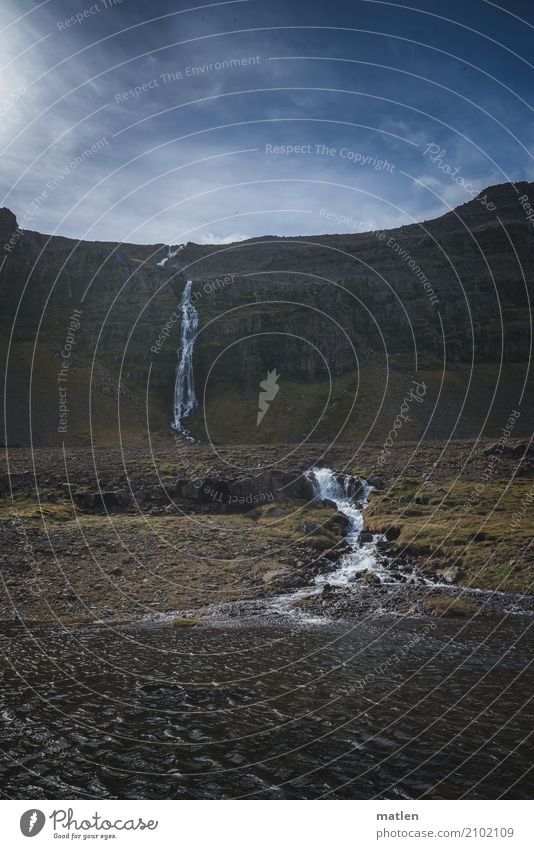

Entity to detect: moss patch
[364,477,534,593]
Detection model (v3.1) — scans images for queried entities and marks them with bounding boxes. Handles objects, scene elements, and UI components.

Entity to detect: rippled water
[0,614,532,799]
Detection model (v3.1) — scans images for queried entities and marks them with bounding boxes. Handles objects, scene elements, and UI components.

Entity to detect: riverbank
[0,440,532,625]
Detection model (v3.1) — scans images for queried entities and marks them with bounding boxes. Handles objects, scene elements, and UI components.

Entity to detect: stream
[0,468,531,799]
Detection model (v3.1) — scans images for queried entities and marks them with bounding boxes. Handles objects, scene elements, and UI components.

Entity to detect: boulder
[319,497,339,510]
[358,530,374,543]
[73,489,130,512]
[299,520,322,536]
[361,571,381,585]
[176,470,314,510]
[436,566,460,584]
[368,475,388,490]
[326,511,350,535]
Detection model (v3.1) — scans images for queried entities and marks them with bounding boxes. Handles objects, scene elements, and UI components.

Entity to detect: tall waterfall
[171,280,199,439]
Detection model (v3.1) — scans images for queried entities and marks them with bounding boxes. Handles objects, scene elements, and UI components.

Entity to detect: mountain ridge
[1,179,532,446]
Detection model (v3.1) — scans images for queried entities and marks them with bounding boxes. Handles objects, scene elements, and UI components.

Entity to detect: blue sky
[1,0,534,244]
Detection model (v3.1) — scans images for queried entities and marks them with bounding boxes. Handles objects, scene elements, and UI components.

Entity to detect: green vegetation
[365,477,533,593]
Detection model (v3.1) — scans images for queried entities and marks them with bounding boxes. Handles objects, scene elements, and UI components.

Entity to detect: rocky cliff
[1,180,533,446]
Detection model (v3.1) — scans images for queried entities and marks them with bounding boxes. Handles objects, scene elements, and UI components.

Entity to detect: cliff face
[1,181,533,446]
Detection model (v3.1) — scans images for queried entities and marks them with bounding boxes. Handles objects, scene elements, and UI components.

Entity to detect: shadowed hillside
[1,180,532,446]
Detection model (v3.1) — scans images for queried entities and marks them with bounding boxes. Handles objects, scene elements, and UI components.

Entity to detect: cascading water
[171,280,199,439]
[306,467,381,586]
[157,244,184,268]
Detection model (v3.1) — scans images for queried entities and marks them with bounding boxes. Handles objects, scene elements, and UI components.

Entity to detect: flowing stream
[172,280,199,438]
[0,476,532,798]
[241,467,519,623]
[307,466,378,586]
[306,467,418,588]
[214,467,403,622]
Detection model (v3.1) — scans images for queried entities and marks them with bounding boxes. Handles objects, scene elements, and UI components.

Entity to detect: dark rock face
[73,489,130,512]
[176,470,315,510]
[0,208,18,248]
[1,181,533,445]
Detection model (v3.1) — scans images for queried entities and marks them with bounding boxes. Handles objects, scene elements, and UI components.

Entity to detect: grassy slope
[365,477,533,593]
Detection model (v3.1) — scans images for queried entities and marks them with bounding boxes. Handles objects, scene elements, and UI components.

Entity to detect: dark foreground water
[0,614,532,799]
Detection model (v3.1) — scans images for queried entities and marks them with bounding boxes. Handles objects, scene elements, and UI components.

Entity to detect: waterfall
[157,244,184,268]
[307,467,369,540]
[171,280,199,439]
[306,467,381,586]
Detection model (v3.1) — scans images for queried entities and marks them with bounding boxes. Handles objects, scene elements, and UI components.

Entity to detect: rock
[263,505,285,518]
[319,497,339,510]
[170,617,203,628]
[262,569,291,585]
[436,566,460,583]
[425,595,481,617]
[177,471,314,510]
[291,595,316,608]
[368,475,388,490]
[73,489,130,512]
[346,476,365,499]
[326,511,350,534]
[358,530,374,543]
[362,571,381,585]
[299,520,322,536]
[414,495,429,505]
[511,441,534,458]
[388,570,405,582]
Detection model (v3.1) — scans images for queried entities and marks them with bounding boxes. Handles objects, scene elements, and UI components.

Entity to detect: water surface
[0,614,531,799]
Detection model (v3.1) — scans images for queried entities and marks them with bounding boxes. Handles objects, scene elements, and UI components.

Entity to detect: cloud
[1,0,532,245]
[197,231,251,244]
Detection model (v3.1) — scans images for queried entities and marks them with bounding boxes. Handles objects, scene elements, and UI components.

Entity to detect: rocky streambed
[1,447,533,801]
[0,443,532,625]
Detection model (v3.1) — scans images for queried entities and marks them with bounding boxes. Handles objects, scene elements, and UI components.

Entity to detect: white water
[165,466,521,627]
[306,467,382,586]
[171,280,199,438]
[157,244,184,268]
[213,467,384,622]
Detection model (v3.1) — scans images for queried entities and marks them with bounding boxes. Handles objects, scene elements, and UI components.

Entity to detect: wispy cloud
[0,0,532,244]
[197,230,251,243]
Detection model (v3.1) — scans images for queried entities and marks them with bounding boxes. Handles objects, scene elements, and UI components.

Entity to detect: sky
[1,0,534,245]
